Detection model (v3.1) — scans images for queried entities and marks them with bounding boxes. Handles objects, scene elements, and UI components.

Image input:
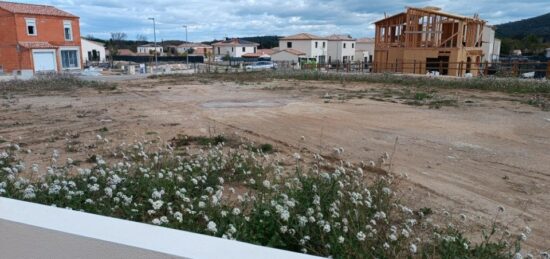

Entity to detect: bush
[0,139,526,258]
[0,74,116,92]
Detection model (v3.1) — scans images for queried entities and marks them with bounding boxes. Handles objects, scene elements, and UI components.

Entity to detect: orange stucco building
[0,1,82,74]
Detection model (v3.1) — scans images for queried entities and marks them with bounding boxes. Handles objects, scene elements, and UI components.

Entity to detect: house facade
[326,34,356,64]
[137,44,163,55]
[481,25,501,63]
[355,38,375,63]
[81,38,106,63]
[0,1,82,74]
[271,49,306,63]
[175,43,213,57]
[373,7,486,76]
[241,49,274,59]
[278,33,327,64]
[212,38,259,58]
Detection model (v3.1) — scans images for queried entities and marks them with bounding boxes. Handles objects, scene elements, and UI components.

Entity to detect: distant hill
[240,36,281,49]
[496,12,550,41]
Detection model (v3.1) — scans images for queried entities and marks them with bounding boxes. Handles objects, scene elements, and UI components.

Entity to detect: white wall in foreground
[0,197,323,259]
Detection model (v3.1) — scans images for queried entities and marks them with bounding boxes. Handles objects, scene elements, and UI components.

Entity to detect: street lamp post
[148,17,158,71]
[183,25,188,67]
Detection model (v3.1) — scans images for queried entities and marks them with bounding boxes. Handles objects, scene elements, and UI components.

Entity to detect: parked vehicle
[245,61,277,70]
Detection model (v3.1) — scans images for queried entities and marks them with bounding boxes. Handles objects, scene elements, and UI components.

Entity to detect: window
[60,50,79,69]
[287,42,292,48]
[315,42,318,48]
[322,42,326,48]
[343,43,347,49]
[26,18,36,35]
[242,47,246,52]
[352,43,355,48]
[63,21,73,41]
[232,47,234,52]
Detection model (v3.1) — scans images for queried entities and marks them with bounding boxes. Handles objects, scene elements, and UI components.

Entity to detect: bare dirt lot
[1,76,549,251]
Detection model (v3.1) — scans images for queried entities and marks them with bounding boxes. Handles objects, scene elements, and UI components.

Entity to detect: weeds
[171,134,228,147]
[0,74,116,93]
[158,71,550,95]
[0,137,530,258]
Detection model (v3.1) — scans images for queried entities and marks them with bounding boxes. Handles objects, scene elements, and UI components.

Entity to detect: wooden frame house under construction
[373,7,486,76]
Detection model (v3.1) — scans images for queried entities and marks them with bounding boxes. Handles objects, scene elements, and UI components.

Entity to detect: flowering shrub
[0,139,528,258]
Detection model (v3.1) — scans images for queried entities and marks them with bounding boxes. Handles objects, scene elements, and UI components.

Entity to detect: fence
[267,60,550,79]
[372,60,550,78]
[193,59,550,79]
[113,55,204,63]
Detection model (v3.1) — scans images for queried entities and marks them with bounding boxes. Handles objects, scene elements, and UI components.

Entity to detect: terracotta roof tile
[274,48,306,56]
[212,38,259,46]
[326,34,355,41]
[281,33,325,40]
[356,38,374,43]
[18,41,57,49]
[0,1,77,18]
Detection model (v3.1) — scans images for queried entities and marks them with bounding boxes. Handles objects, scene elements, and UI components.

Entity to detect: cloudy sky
[13,0,550,42]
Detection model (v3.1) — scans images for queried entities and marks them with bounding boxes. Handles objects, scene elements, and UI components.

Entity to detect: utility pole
[183,25,189,67]
[148,17,158,71]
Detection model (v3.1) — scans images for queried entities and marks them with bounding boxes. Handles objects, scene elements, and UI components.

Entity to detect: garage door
[33,51,57,72]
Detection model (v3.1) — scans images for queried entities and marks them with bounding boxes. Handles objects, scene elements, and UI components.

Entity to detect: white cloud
[12,0,550,41]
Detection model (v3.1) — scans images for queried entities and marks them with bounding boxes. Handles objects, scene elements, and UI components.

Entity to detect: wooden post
[547,61,550,79]
[413,60,416,74]
[512,61,519,77]
[484,61,489,76]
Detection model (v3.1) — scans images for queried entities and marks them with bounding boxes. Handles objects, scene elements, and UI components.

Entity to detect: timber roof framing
[375,7,486,49]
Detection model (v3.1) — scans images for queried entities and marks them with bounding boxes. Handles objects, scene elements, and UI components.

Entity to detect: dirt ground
[1,76,549,251]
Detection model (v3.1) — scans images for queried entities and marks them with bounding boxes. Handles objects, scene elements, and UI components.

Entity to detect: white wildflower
[409,243,417,254]
[356,231,366,241]
[207,221,217,233]
[232,208,241,216]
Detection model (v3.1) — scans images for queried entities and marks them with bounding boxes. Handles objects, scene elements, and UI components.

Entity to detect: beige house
[278,33,327,64]
[212,38,259,58]
[271,49,306,63]
[137,44,163,55]
[326,34,356,64]
[176,43,212,56]
[355,38,375,63]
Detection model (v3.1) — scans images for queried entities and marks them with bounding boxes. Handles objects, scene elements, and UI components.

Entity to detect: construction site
[373,7,487,76]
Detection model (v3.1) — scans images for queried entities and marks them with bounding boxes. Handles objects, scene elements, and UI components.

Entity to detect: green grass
[172,134,228,147]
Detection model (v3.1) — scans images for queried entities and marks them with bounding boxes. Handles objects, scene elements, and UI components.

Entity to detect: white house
[137,44,163,55]
[355,38,374,63]
[326,34,356,64]
[212,38,259,58]
[176,43,212,56]
[481,26,501,63]
[271,49,306,63]
[81,38,106,63]
[278,33,328,64]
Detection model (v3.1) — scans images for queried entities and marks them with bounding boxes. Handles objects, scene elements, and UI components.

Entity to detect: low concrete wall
[0,198,323,259]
